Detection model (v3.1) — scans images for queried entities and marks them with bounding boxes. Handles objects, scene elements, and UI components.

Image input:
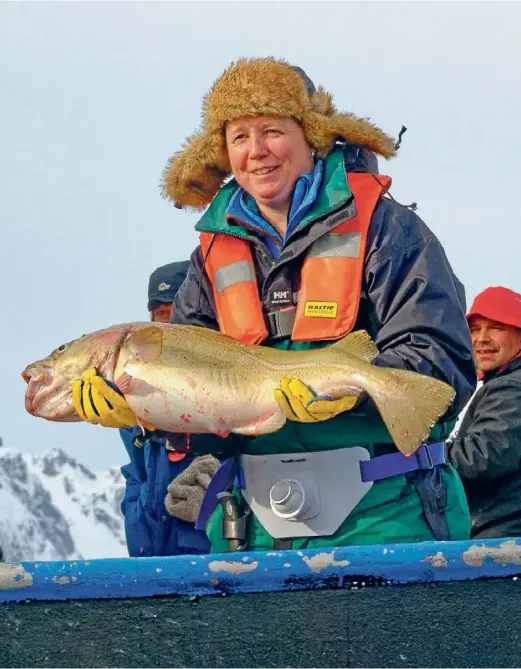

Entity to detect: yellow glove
[274,378,358,423]
[71,368,153,429]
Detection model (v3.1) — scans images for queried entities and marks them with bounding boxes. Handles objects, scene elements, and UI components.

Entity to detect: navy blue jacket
[120,428,210,556]
[172,145,476,422]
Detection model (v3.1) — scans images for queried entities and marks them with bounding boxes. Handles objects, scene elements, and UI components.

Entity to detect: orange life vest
[199,172,391,345]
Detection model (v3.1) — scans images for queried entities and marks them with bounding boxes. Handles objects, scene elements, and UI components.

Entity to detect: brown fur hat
[161,57,396,210]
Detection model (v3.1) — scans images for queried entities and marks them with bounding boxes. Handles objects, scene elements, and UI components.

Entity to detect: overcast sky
[2,1,520,472]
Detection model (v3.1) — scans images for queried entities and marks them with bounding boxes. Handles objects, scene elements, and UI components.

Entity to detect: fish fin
[115,371,133,395]
[328,330,379,363]
[369,368,456,455]
[124,326,164,363]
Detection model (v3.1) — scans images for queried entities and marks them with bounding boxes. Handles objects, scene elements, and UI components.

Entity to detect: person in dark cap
[147,260,190,323]
[447,286,521,539]
[118,261,220,557]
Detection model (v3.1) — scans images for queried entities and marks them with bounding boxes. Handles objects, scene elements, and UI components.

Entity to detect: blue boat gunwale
[1,537,520,603]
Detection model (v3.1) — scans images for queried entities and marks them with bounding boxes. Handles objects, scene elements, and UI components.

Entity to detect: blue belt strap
[195,458,235,532]
[195,443,446,530]
[360,442,446,482]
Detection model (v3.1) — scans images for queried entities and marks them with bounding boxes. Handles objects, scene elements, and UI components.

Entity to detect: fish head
[22,324,136,422]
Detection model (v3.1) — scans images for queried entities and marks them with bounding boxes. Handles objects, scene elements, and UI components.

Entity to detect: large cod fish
[22,323,456,456]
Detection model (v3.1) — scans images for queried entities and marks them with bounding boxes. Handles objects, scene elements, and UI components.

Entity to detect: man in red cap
[447,286,521,538]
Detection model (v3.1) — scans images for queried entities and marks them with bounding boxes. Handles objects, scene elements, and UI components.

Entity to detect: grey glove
[164,454,220,523]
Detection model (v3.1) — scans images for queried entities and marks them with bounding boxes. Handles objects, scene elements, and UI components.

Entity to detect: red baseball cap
[467,286,521,329]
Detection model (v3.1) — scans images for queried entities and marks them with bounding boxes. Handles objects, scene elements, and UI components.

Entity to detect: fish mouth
[26,386,77,421]
[25,390,37,415]
[23,372,76,421]
[24,374,51,416]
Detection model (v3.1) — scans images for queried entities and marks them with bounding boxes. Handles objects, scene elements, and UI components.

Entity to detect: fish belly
[121,362,278,436]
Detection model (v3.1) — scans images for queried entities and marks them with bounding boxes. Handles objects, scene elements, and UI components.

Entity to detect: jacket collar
[195,145,357,237]
[482,352,521,383]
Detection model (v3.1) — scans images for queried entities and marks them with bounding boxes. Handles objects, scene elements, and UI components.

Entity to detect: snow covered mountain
[0,446,127,562]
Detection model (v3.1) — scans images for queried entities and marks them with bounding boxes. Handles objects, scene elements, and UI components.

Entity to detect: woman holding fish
[59,59,478,551]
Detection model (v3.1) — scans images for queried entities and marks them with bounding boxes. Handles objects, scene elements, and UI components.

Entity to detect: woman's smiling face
[225,115,314,214]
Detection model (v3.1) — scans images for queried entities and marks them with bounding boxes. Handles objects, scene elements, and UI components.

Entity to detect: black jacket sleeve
[447,380,521,481]
[364,198,477,420]
[171,245,219,330]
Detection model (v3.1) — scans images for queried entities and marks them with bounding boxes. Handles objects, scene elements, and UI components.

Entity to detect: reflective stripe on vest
[214,260,255,293]
[199,233,268,345]
[200,172,391,344]
[292,172,391,341]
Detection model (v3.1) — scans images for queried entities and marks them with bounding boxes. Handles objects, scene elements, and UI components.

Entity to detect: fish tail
[369,368,456,456]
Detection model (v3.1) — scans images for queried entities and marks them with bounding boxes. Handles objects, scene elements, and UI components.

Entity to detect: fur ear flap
[302,111,338,158]
[304,111,397,160]
[310,88,335,117]
[161,129,230,209]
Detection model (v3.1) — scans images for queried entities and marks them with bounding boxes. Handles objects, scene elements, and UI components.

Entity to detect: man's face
[151,303,173,323]
[469,315,521,372]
